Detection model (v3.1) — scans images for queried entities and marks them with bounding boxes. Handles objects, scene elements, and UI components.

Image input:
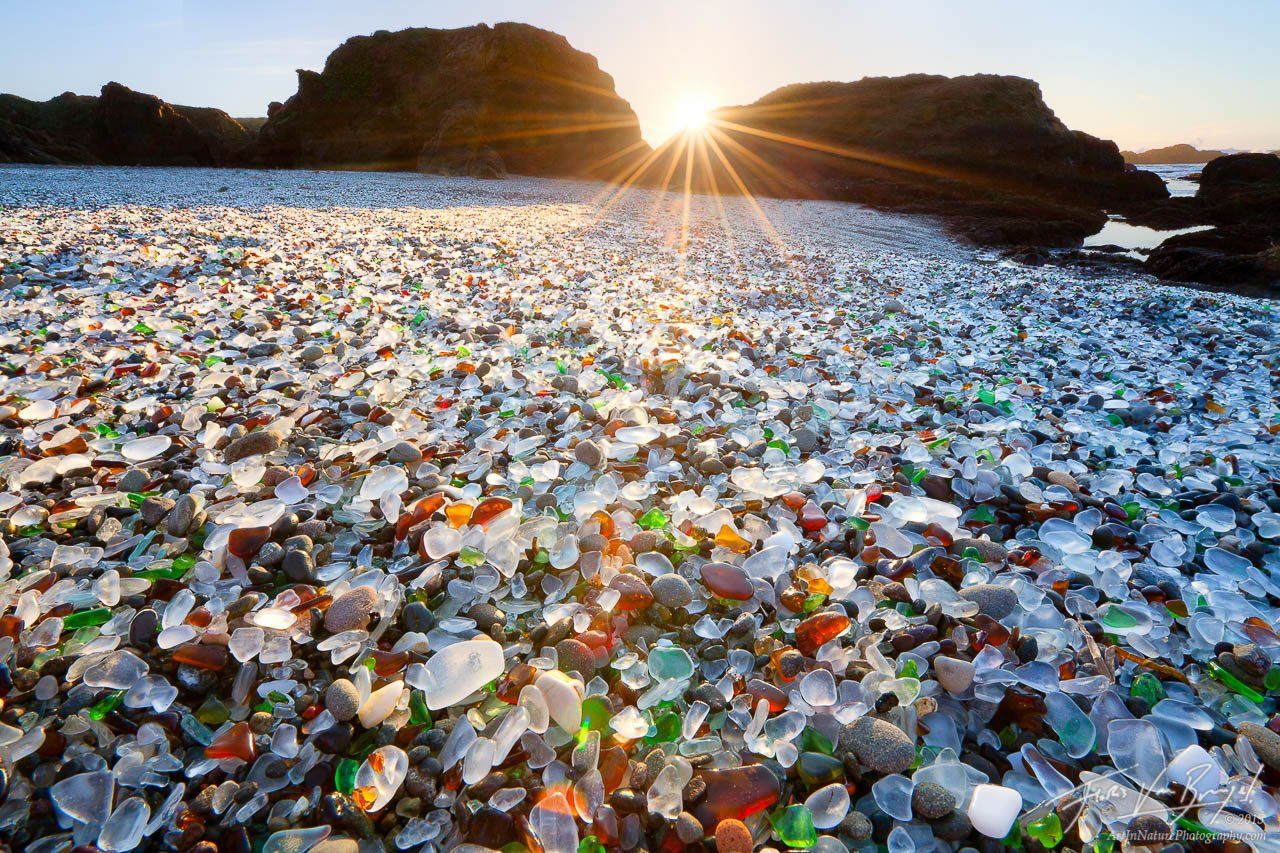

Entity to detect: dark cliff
[256,23,650,178]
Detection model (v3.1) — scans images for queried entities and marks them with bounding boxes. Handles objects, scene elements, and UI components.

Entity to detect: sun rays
[525,85,1030,283]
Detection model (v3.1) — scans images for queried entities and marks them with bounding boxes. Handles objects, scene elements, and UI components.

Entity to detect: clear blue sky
[3,1,1277,150]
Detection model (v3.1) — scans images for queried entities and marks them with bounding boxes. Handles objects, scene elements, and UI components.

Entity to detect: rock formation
[630,74,1167,246]
[1122,143,1227,164]
[0,82,253,166]
[1144,153,1280,290]
[256,23,649,178]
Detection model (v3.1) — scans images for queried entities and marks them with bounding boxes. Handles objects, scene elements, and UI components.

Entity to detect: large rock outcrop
[1144,153,1280,291]
[0,82,253,167]
[256,23,649,178]
[633,74,1167,246]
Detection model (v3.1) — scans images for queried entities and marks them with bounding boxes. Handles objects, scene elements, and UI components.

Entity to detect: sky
[2,1,1278,151]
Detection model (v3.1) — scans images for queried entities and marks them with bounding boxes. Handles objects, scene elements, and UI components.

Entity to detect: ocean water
[1136,163,1203,198]
[1083,163,1207,254]
[1084,218,1211,254]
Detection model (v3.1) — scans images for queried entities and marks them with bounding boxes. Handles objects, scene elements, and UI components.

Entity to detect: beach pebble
[951,537,1007,563]
[574,439,604,468]
[117,468,150,492]
[325,680,361,722]
[324,586,378,634]
[224,430,285,463]
[714,819,752,853]
[842,717,916,774]
[1238,722,1280,772]
[651,573,694,609]
[958,584,1019,620]
[912,782,955,819]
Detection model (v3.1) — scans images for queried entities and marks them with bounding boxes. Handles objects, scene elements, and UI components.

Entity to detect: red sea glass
[688,765,781,831]
[700,563,753,601]
[228,526,272,560]
[204,721,255,761]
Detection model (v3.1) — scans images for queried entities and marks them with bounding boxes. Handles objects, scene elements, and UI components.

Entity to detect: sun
[673,97,712,132]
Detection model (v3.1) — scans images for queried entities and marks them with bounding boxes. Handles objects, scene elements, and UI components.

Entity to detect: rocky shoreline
[10,22,1277,293]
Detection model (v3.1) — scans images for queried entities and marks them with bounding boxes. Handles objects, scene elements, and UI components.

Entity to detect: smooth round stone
[128,609,158,646]
[574,439,604,468]
[651,573,694,609]
[957,584,1018,620]
[555,639,597,676]
[402,600,435,633]
[840,811,873,841]
[911,781,955,819]
[629,531,660,553]
[166,495,199,536]
[841,716,915,774]
[387,442,422,463]
[466,603,506,632]
[675,811,704,844]
[1126,816,1172,845]
[282,549,315,582]
[714,819,753,853]
[224,430,285,463]
[324,586,378,633]
[1238,723,1280,772]
[791,427,818,452]
[325,680,361,722]
[117,468,150,492]
[139,496,176,526]
[950,537,1008,563]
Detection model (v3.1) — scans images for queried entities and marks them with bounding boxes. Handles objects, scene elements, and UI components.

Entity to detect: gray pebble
[167,495,199,536]
[324,586,378,633]
[387,442,422,463]
[957,583,1019,620]
[841,716,915,774]
[911,781,955,818]
[792,427,819,453]
[325,679,361,722]
[117,468,150,492]
[574,439,604,469]
[651,573,694,609]
[224,429,285,463]
[140,496,175,526]
[950,536,1008,563]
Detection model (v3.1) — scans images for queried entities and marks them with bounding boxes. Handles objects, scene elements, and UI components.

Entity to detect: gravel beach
[0,165,1278,853]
